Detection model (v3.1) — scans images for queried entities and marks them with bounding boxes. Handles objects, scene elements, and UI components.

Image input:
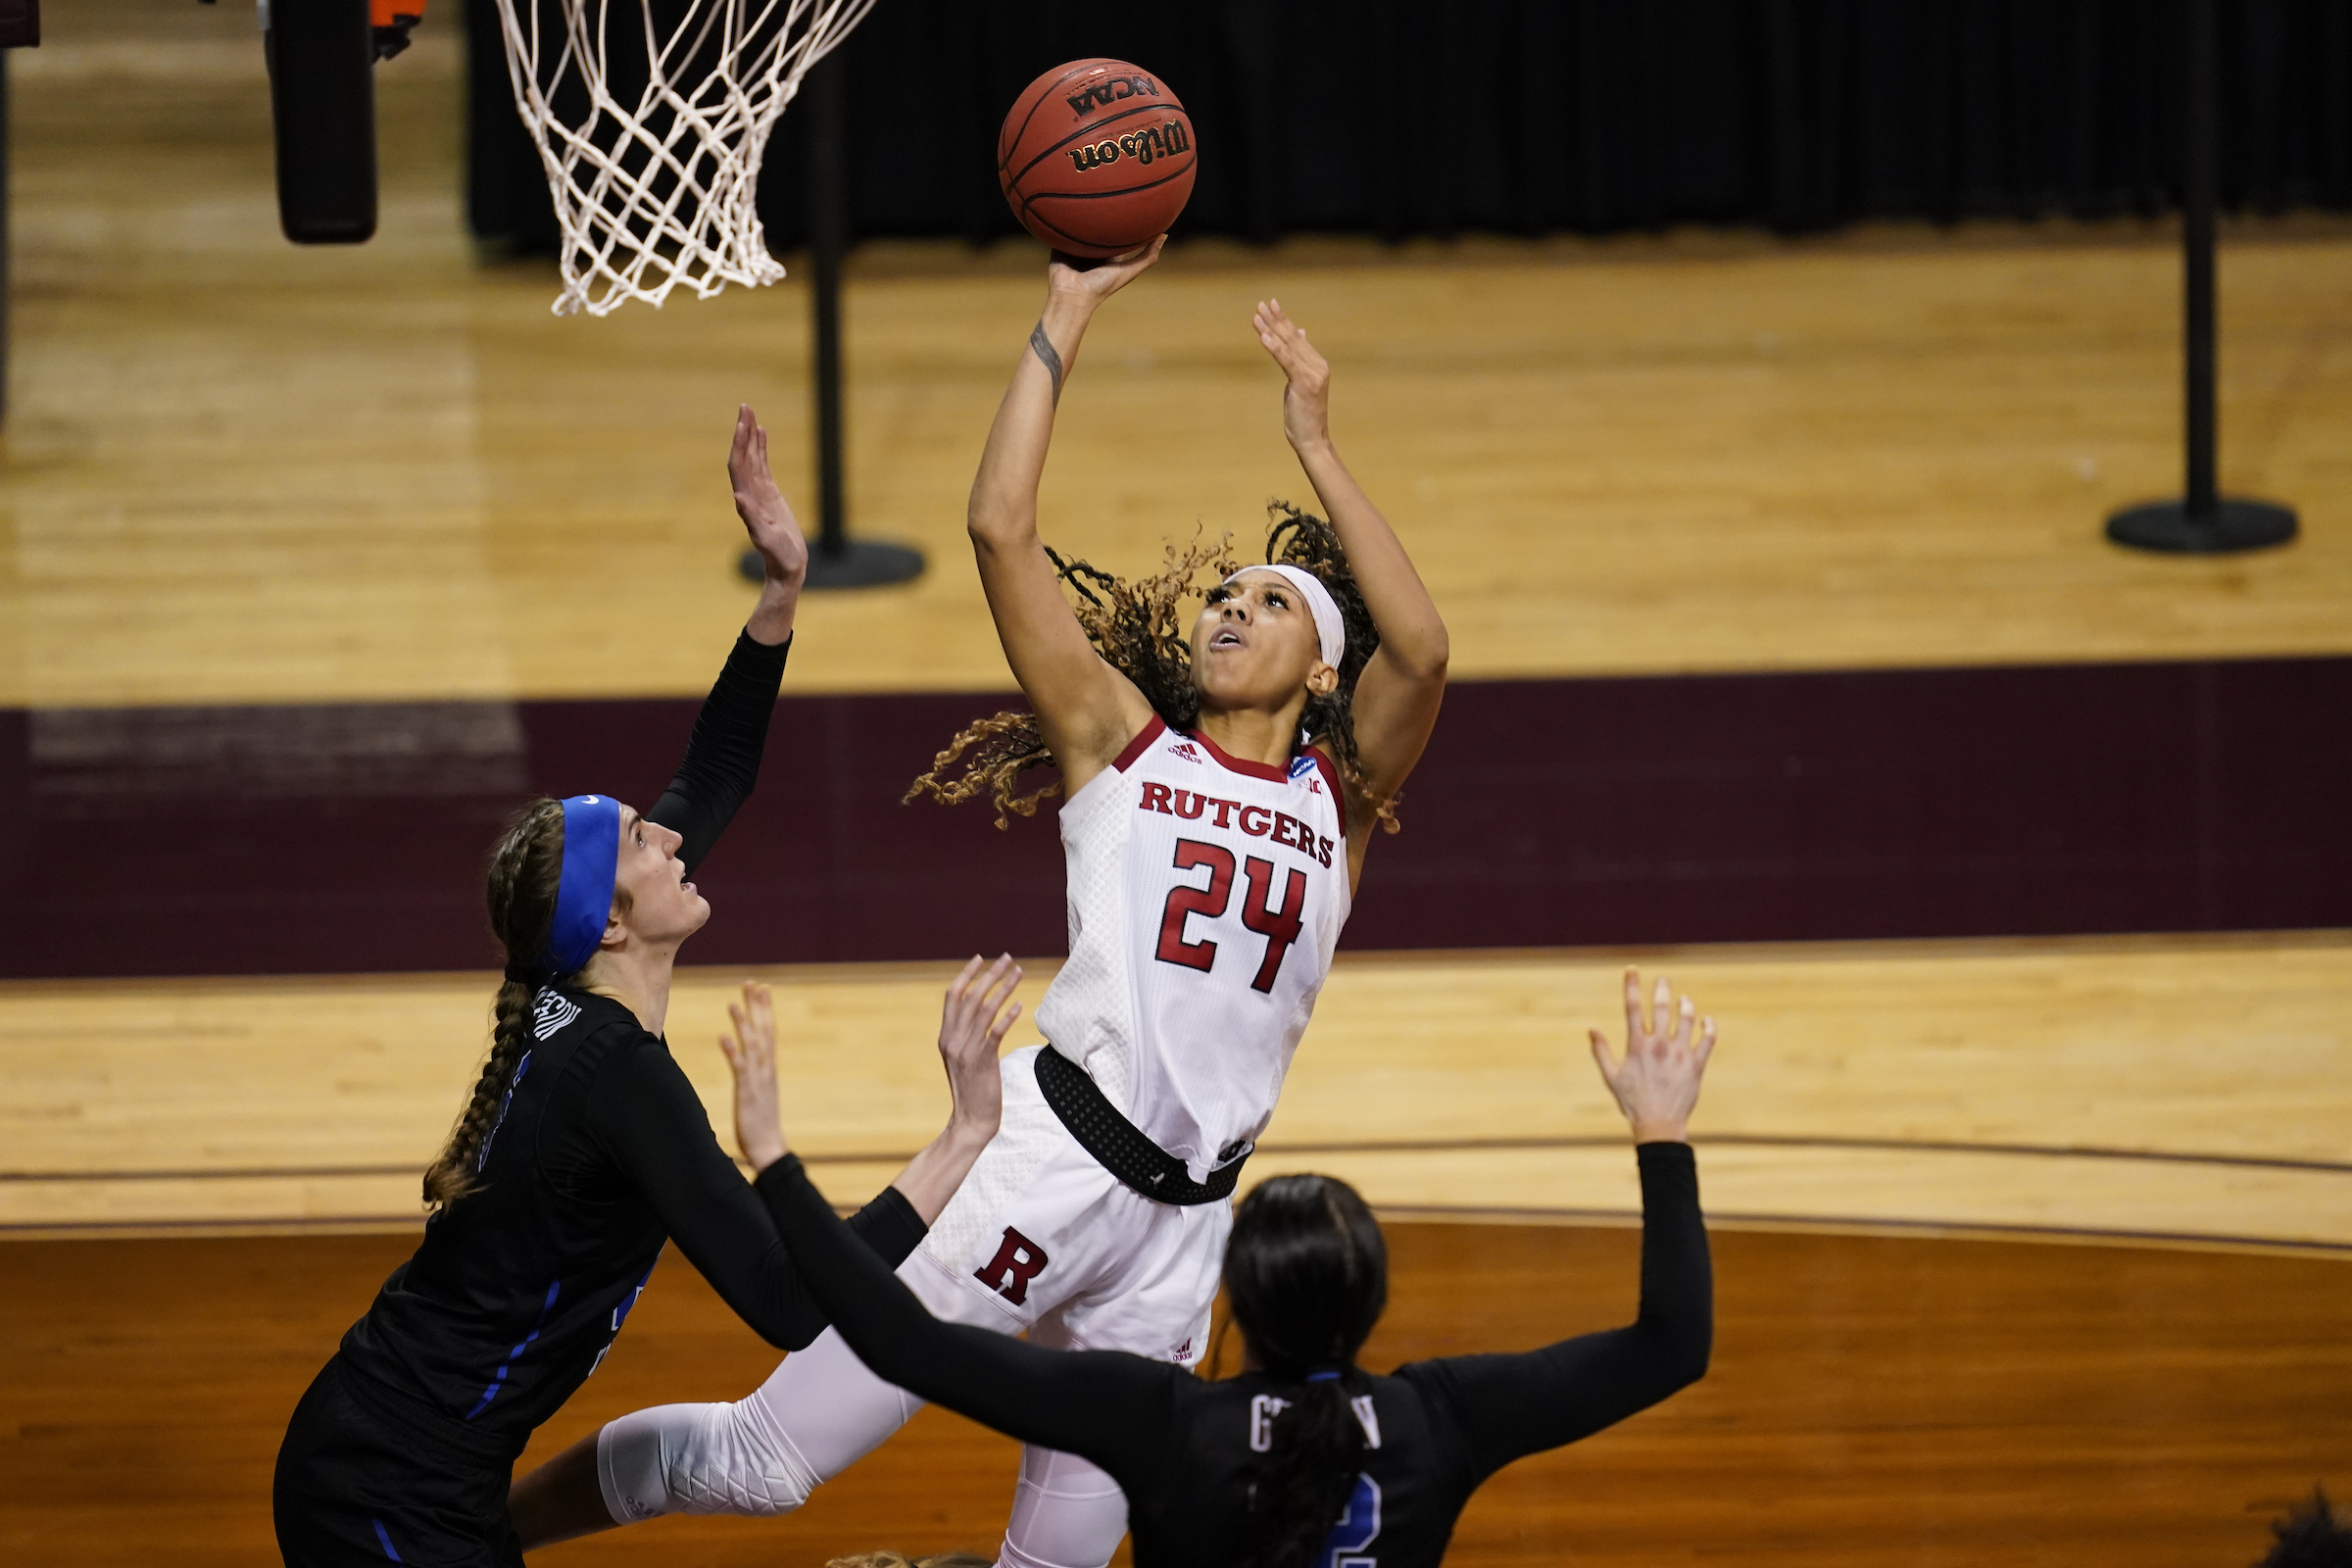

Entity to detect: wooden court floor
[8,935,2349,1251]
[4,1219,2343,1568]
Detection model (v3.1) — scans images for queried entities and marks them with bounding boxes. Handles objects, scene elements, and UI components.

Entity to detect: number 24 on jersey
[1153,838,1308,993]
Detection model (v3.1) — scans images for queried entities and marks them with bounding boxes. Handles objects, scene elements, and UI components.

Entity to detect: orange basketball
[998,59,1197,259]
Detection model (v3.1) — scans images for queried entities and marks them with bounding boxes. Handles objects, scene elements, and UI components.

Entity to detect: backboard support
[268,0,378,244]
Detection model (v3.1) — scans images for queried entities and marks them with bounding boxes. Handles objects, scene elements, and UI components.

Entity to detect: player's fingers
[1651,975,1673,1045]
[1671,994,1696,1052]
[946,953,982,1008]
[1588,1028,1619,1086]
[986,999,1023,1047]
[1623,967,1645,1041]
[1695,1017,1718,1071]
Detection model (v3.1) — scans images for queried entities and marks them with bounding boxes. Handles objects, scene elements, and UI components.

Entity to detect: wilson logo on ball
[1066,121,1192,172]
[1065,74,1161,115]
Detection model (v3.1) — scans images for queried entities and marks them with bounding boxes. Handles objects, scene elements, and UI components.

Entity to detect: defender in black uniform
[723,968,1716,1568]
[271,408,1021,1567]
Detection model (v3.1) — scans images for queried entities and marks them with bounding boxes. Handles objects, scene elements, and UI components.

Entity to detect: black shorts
[273,1355,524,1568]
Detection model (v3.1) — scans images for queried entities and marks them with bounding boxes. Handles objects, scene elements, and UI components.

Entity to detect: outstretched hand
[718,981,788,1173]
[1588,968,1716,1144]
[728,405,809,603]
[1251,298,1332,453]
[936,955,1021,1148]
[1046,234,1167,308]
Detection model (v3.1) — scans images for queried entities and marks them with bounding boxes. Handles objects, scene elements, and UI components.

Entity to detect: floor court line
[5,934,2346,1244]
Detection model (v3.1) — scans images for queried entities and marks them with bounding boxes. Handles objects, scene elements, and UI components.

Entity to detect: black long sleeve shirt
[756,1142,1709,1568]
[335,632,928,1451]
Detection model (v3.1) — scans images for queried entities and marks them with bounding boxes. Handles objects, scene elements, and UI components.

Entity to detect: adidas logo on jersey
[1166,741,1204,763]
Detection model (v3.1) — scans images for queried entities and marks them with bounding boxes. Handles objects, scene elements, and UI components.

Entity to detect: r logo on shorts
[974,1226,1051,1305]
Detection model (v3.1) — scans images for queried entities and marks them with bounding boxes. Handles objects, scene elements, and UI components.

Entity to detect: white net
[489,0,880,317]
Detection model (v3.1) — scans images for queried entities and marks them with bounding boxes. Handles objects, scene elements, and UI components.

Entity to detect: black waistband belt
[1034,1046,1249,1205]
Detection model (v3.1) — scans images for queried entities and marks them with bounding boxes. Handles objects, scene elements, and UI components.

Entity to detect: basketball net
[488,0,879,316]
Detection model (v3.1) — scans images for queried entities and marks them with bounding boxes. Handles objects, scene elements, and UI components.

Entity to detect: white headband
[1223,564,1345,670]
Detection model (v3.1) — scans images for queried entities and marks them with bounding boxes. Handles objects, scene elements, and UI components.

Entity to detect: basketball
[998,59,1197,259]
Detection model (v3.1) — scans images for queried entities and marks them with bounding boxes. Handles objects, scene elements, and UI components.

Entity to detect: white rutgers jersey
[1036,715,1352,1185]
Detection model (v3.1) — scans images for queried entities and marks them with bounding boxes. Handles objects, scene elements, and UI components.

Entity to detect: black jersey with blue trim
[330,630,927,1448]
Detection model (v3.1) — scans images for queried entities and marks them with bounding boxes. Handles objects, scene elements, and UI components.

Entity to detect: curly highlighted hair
[906,503,1396,834]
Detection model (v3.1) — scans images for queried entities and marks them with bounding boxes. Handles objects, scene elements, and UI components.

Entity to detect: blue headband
[540,794,621,977]
[1303,1370,1343,1383]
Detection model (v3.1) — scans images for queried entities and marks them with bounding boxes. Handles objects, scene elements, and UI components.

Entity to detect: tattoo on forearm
[1028,320,1065,406]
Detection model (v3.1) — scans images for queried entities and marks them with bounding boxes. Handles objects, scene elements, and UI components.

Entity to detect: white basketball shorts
[909,1045,1231,1362]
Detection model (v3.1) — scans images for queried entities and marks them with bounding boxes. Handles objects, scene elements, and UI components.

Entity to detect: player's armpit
[969,531,1157,791]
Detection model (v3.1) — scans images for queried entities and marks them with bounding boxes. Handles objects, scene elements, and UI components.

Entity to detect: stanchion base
[2105,498,2297,555]
[739,541,927,589]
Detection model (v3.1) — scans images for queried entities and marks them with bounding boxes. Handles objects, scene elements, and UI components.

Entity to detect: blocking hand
[937,955,1021,1148]
[718,981,787,1173]
[1588,968,1716,1144]
[728,405,809,590]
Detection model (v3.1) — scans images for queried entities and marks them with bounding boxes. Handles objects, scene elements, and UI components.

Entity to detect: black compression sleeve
[844,1183,926,1265]
[647,629,791,875]
[754,1154,1177,1474]
[1399,1142,1711,1483]
[589,1040,922,1350]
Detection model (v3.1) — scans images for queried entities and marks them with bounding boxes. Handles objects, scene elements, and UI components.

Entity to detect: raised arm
[645,407,808,872]
[1401,970,1715,1478]
[1251,302,1448,851]
[966,244,1167,798]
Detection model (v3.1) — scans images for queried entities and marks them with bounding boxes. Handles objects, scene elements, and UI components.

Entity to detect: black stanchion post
[1,3,33,428]
[1,48,11,431]
[742,47,923,589]
[809,45,848,561]
[2105,0,2295,554]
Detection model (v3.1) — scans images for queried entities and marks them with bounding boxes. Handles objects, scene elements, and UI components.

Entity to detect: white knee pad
[595,1328,925,1524]
[597,1397,819,1521]
[998,1446,1129,1568]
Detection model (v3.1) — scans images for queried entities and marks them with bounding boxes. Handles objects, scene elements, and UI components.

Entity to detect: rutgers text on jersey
[1036,717,1352,1187]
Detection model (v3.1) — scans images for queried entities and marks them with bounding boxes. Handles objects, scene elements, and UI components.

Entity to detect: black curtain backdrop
[466,0,2352,253]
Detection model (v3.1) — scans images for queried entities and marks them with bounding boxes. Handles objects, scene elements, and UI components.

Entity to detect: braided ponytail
[422,797,566,1209]
[1224,1174,1391,1568]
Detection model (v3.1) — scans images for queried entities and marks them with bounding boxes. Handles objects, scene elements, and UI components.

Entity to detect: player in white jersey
[508,238,1448,1567]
